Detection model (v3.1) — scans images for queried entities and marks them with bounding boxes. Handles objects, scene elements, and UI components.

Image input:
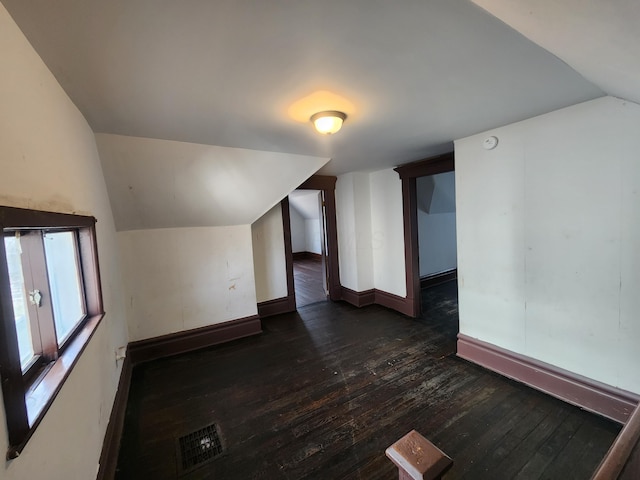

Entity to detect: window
[0,207,104,459]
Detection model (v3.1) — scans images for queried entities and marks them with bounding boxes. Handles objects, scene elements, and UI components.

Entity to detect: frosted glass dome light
[310,111,347,135]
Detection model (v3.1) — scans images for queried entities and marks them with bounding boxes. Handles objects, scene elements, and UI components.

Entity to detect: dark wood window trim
[0,206,104,459]
[394,152,454,317]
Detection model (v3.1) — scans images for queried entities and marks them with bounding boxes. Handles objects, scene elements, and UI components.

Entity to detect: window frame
[0,206,104,459]
[41,229,89,347]
[4,229,88,374]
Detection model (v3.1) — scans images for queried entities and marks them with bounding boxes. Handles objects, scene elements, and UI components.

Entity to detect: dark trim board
[400,175,420,317]
[341,287,375,308]
[292,251,322,261]
[321,188,341,301]
[374,290,415,317]
[280,198,296,305]
[420,269,457,289]
[297,175,336,191]
[340,287,414,317]
[257,295,296,318]
[128,316,262,365]
[593,403,640,479]
[457,334,639,424]
[394,152,455,180]
[97,355,132,480]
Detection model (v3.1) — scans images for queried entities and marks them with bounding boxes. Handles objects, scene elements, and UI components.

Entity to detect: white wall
[418,212,457,276]
[417,172,457,277]
[336,170,406,297]
[289,206,306,253]
[0,3,128,478]
[305,219,322,254]
[119,225,258,341]
[252,205,288,303]
[370,169,407,297]
[289,191,322,254]
[336,173,374,292]
[455,96,640,394]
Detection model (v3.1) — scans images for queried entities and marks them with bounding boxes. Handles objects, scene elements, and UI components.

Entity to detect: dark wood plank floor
[115,281,620,479]
[293,256,327,307]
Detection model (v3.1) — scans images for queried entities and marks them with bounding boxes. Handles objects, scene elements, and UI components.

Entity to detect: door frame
[285,175,342,302]
[394,152,454,317]
[283,175,342,303]
[259,175,340,318]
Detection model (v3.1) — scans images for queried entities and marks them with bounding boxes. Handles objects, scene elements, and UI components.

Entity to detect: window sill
[8,313,104,459]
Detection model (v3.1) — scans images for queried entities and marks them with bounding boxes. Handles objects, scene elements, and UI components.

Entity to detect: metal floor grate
[177,423,224,474]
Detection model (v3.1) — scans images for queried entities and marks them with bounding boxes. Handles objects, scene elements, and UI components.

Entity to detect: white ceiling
[471,0,640,105]
[1,0,612,177]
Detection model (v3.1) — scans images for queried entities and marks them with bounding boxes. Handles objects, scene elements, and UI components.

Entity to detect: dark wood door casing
[280,197,296,310]
[289,175,341,302]
[394,152,455,318]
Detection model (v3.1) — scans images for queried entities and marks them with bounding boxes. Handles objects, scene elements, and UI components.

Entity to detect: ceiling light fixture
[310,110,347,135]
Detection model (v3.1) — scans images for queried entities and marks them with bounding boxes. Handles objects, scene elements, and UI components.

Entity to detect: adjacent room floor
[293,255,327,308]
[115,281,620,479]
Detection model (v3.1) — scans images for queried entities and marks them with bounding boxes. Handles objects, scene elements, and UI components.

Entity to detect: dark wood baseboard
[374,289,415,317]
[341,287,375,307]
[128,315,262,365]
[97,355,132,480]
[257,295,296,318]
[292,251,322,261]
[457,334,639,424]
[340,287,415,317]
[420,269,457,289]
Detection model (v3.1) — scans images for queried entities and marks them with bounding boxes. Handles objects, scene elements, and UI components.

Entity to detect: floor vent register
[176,423,224,474]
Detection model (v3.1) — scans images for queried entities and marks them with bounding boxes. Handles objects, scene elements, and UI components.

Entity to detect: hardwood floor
[115,281,620,479]
[293,256,327,307]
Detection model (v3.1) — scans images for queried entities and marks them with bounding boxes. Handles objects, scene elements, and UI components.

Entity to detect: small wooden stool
[385,430,453,480]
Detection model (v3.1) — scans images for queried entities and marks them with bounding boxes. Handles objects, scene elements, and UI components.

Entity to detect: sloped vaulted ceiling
[471,0,640,104]
[2,0,604,177]
[96,134,328,230]
[7,0,636,230]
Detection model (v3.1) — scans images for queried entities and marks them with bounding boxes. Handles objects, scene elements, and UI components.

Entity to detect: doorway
[288,190,328,307]
[254,175,339,319]
[416,171,457,291]
[395,153,458,354]
[394,152,455,317]
[278,175,341,314]
[415,170,459,350]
